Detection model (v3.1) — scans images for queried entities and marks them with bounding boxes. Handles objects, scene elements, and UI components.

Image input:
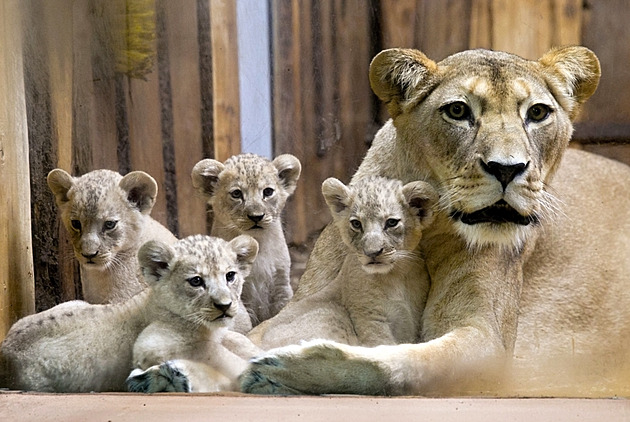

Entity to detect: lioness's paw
[240,340,391,396]
[126,361,191,393]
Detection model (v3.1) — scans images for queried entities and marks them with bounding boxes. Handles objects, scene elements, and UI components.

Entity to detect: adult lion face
[369,47,601,248]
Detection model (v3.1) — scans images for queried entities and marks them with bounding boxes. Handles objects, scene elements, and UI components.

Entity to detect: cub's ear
[47,169,75,206]
[138,240,175,285]
[322,177,352,214]
[402,181,439,225]
[191,159,225,198]
[229,235,259,275]
[119,171,158,214]
[369,48,438,118]
[538,46,601,120]
[273,154,302,196]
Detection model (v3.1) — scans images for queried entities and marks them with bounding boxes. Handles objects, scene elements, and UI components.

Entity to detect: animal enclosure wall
[2,0,630,341]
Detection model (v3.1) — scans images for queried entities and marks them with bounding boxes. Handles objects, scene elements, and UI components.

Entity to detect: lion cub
[249,176,437,349]
[126,234,260,393]
[0,234,257,392]
[47,168,177,304]
[191,153,301,328]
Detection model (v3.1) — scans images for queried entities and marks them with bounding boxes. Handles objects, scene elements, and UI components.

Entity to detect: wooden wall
[2,0,630,339]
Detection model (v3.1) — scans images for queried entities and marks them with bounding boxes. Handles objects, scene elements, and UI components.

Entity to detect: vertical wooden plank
[379,0,418,48]
[162,0,207,237]
[333,0,373,178]
[126,75,169,226]
[0,0,35,339]
[491,0,553,59]
[416,0,472,60]
[551,0,582,46]
[43,0,80,304]
[577,0,630,128]
[469,0,492,49]
[210,0,241,162]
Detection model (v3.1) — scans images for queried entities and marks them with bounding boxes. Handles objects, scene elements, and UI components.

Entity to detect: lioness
[240,46,630,397]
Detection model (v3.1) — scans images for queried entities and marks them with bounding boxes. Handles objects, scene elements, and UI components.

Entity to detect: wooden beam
[0,0,35,340]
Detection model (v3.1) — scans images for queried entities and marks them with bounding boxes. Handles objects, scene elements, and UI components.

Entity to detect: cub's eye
[262,187,274,198]
[187,276,204,288]
[385,218,400,228]
[230,189,243,199]
[527,104,551,122]
[350,219,362,230]
[103,221,117,231]
[70,220,82,231]
[443,102,471,121]
[225,271,236,283]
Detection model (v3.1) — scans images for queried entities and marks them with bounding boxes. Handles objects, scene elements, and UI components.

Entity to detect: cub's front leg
[126,359,234,393]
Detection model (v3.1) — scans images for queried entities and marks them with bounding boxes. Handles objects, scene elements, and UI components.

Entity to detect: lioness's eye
[527,104,551,122]
[187,276,204,288]
[350,219,362,230]
[225,271,236,283]
[443,102,471,121]
[103,221,117,231]
[230,189,243,199]
[263,187,274,198]
[385,218,400,228]
[70,220,81,231]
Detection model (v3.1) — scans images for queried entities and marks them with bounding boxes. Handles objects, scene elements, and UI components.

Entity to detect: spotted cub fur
[47,169,177,304]
[323,176,438,345]
[126,234,259,393]
[248,176,437,349]
[0,235,256,392]
[191,153,301,328]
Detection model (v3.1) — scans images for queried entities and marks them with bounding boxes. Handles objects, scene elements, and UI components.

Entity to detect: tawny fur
[248,176,437,349]
[240,46,630,397]
[47,169,177,304]
[191,153,301,330]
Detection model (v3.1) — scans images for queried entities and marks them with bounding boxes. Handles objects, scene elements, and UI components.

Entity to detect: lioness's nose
[480,160,528,189]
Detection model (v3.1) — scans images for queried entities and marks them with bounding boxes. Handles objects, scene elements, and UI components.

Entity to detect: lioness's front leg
[240,325,504,396]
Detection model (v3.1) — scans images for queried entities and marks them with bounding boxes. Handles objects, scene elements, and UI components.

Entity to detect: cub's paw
[126,361,191,393]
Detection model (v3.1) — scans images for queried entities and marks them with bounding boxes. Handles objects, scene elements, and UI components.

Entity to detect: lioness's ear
[47,169,74,205]
[273,154,302,196]
[369,48,438,118]
[138,240,174,285]
[191,159,225,198]
[402,181,439,225]
[119,171,158,215]
[229,235,259,275]
[322,177,352,214]
[538,46,601,120]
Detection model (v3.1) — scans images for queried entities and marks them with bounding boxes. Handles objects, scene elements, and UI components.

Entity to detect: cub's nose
[248,214,264,223]
[480,160,528,189]
[214,302,232,313]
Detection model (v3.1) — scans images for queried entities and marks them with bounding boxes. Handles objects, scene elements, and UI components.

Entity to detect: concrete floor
[0,392,628,422]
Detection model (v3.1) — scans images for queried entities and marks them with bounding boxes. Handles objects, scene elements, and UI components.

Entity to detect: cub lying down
[126,235,262,393]
[0,235,257,393]
[47,168,177,304]
[247,176,438,349]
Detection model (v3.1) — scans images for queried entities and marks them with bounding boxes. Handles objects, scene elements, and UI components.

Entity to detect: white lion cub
[47,168,177,304]
[126,235,261,393]
[191,153,301,329]
[248,176,437,348]
[0,234,257,392]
